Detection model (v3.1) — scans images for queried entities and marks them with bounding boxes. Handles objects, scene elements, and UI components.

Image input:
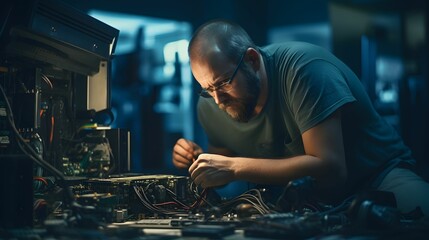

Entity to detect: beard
[218,66,260,122]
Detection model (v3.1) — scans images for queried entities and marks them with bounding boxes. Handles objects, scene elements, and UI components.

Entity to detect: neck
[253,54,268,116]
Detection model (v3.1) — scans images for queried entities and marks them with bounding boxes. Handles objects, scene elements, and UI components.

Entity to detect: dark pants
[377,168,429,215]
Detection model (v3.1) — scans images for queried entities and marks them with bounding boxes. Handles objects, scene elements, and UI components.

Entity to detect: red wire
[34,177,49,186]
[190,188,208,209]
[50,116,54,143]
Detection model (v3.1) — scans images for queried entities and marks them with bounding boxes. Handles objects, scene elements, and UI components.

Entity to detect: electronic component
[104,128,131,174]
[181,224,235,238]
[1,0,119,230]
[63,130,112,177]
[77,174,197,219]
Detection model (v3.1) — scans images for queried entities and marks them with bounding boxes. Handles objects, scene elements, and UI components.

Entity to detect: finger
[178,138,194,150]
[173,159,191,169]
[173,153,192,168]
[189,154,209,173]
[191,166,212,188]
[174,148,193,162]
[172,151,192,168]
[193,168,216,188]
[192,172,204,187]
[188,160,198,174]
[173,141,194,161]
[189,159,211,179]
[181,139,201,159]
[191,142,203,156]
[193,148,203,159]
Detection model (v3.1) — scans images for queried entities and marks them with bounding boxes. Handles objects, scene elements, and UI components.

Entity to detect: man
[172,20,429,215]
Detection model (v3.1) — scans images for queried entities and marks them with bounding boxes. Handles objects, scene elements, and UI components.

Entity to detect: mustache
[218,98,241,110]
[218,101,231,109]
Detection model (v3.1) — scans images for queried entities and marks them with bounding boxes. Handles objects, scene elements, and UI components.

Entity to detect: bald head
[188,20,256,64]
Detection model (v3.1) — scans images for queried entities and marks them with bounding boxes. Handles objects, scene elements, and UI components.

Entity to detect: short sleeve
[285,59,356,132]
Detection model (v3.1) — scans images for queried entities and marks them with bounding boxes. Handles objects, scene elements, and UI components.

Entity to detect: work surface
[3,214,429,240]
[4,175,428,239]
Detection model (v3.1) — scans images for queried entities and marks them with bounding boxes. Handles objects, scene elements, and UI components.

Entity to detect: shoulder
[261,41,327,54]
[262,42,342,75]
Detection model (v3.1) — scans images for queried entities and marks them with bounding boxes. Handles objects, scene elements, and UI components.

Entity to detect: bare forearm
[233,155,346,189]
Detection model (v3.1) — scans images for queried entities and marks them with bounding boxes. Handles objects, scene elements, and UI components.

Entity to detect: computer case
[105,129,131,174]
[0,0,119,228]
[1,0,118,74]
[0,155,33,228]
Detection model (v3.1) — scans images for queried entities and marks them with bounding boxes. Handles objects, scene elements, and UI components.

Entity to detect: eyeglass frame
[199,50,247,98]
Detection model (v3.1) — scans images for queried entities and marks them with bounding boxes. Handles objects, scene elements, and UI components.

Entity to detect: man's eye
[218,81,227,87]
[204,87,214,92]
[216,79,229,87]
[205,79,228,92]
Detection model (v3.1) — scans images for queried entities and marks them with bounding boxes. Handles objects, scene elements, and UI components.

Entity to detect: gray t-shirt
[197,42,413,197]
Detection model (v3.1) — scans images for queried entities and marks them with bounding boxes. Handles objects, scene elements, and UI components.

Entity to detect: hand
[189,153,235,188]
[172,138,203,169]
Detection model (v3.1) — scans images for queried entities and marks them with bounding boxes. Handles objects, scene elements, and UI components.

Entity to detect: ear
[246,48,261,71]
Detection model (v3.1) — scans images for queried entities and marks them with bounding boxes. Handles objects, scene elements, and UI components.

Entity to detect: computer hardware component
[78,174,198,219]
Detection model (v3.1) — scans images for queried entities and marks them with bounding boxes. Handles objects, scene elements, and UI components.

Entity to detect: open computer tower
[0,0,119,228]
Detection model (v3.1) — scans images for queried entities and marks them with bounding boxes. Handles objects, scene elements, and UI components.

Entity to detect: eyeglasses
[199,51,246,98]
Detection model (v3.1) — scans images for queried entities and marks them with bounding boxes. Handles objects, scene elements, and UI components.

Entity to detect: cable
[165,188,192,209]
[41,74,53,89]
[104,136,116,176]
[0,85,63,178]
[133,185,187,215]
[215,188,275,215]
[316,194,356,216]
[0,83,76,204]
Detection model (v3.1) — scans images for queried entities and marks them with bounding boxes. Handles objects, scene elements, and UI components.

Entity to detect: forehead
[190,51,233,86]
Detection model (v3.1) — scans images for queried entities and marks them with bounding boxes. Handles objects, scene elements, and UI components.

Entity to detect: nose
[212,90,225,105]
